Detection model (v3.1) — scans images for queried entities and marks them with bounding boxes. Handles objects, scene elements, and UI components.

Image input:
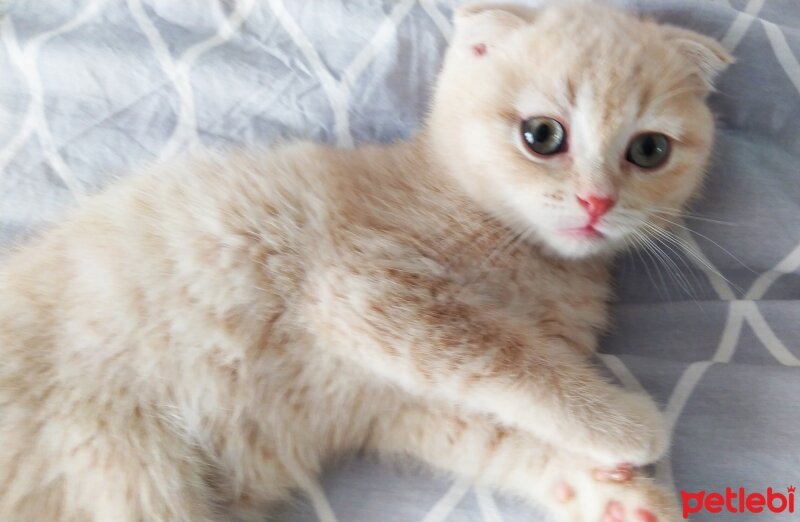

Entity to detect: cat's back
[0,141,377,386]
[0,140,352,296]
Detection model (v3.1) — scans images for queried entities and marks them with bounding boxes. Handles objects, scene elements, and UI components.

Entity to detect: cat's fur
[0,3,731,522]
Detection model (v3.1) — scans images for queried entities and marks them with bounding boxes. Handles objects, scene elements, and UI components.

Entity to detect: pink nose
[577,195,615,220]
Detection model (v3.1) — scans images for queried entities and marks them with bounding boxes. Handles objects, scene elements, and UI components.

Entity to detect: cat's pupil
[535,124,551,142]
[640,136,656,156]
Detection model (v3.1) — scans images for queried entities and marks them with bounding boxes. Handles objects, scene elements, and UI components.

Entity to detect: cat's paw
[581,389,669,467]
[550,466,679,522]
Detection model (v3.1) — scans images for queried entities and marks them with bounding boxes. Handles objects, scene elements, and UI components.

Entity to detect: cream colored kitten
[0,4,731,522]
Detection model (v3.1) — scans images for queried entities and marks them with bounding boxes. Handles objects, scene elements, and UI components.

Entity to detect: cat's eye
[626,133,670,169]
[521,117,566,156]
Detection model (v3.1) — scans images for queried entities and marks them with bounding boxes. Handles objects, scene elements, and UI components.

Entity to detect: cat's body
[0,141,611,520]
[0,4,732,522]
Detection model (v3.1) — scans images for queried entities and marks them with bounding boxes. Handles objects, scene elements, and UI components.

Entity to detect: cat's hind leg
[0,419,224,522]
[367,401,679,522]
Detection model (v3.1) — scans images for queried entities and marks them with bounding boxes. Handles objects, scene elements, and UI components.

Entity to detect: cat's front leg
[310,266,667,467]
[368,402,680,522]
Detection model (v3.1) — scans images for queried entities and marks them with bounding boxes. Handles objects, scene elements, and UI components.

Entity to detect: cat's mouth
[561,225,604,240]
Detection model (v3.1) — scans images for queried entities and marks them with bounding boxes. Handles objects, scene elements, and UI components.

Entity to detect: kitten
[0,3,731,522]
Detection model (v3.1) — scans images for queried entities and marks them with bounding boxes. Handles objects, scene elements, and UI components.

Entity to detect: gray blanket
[0,1,798,521]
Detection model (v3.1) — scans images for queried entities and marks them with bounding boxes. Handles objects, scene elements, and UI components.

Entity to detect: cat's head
[428,2,732,259]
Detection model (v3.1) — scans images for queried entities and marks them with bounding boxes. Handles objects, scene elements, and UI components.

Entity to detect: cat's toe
[600,500,659,522]
[601,500,625,522]
[551,467,679,522]
[594,477,678,522]
[634,507,658,522]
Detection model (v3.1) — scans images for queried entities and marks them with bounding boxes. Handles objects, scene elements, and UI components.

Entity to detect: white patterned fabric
[0,1,798,521]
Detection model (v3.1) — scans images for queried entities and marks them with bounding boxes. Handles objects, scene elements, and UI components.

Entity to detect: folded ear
[661,25,734,90]
[453,3,532,57]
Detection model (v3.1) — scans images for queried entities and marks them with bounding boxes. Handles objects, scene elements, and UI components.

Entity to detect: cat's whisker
[663,214,736,226]
[639,223,703,299]
[647,207,736,226]
[619,209,749,291]
[628,229,673,301]
[639,221,744,293]
[646,242,696,299]
[648,214,755,275]
[616,206,735,228]
[640,222,703,286]
[632,228,696,299]
[622,234,659,294]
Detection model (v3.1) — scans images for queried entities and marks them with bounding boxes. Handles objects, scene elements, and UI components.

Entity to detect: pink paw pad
[554,482,574,503]
[602,500,625,522]
[602,502,658,522]
[635,508,657,522]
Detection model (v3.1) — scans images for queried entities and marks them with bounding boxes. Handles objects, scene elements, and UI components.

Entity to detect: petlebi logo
[681,486,796,519]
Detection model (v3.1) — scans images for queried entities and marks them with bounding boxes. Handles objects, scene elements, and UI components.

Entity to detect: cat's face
[429,3,732,259]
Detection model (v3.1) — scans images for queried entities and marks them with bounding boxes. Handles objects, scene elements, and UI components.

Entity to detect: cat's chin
[541,230,618,260]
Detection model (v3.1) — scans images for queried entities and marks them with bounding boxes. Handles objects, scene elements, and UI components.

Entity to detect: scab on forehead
[453,4,528,58]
